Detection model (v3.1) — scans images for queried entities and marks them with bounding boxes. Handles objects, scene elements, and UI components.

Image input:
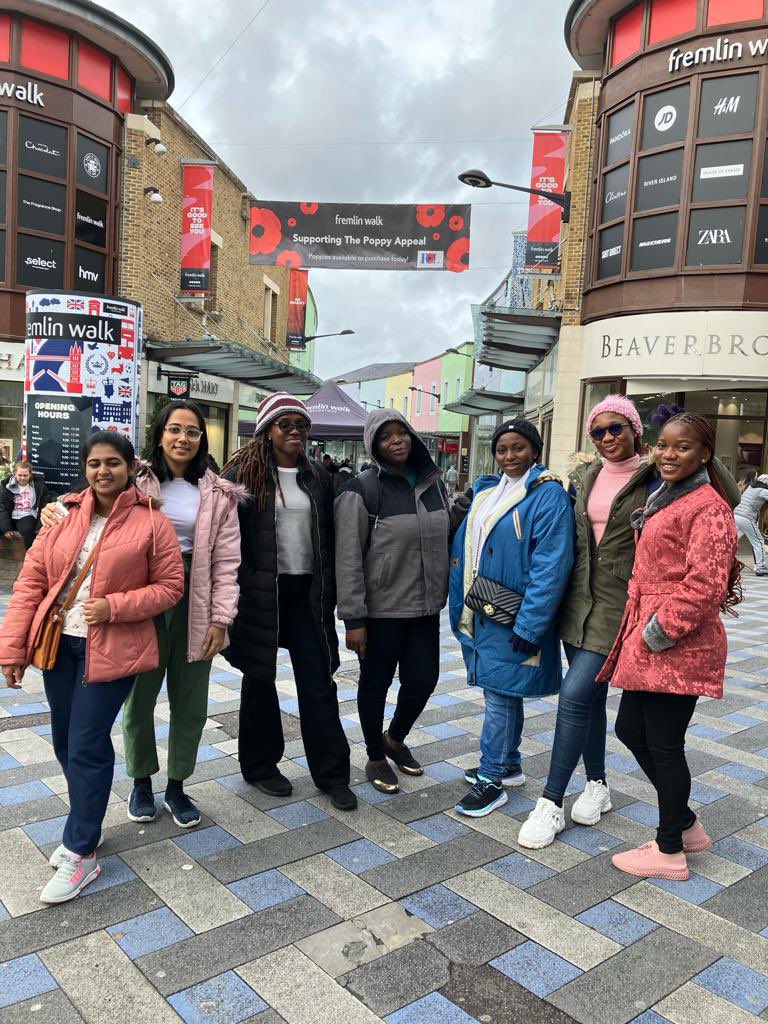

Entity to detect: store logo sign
[714,96,740,117]
[25,256,57,269]
[605,189,627,205]
[700,163,744,180]
[697,228,732,245]
[83,153,101,179]
[0,79,44,107]
[601,244,622,259]
[654,105,677,132]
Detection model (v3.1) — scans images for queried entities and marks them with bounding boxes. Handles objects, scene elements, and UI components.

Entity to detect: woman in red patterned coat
[598,413,739,881]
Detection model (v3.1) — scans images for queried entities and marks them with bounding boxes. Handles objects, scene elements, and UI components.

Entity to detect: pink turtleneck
[587,453,642,545]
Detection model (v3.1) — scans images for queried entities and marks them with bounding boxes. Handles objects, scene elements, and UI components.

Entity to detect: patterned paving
[0,578,767,1024]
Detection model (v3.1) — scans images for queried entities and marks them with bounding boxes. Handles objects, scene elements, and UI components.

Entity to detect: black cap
[491,418,543,458]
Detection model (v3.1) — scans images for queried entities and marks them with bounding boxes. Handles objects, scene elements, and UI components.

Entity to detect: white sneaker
[517,797,566,850]
[40,851,100,904]
[49,834,104,868]
[570,780,612,826]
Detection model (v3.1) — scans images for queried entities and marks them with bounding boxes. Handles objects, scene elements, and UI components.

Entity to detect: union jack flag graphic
[118,385,132,398]
[67,299,85,310]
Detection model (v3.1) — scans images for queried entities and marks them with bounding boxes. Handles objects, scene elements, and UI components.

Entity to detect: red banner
[180,163,215,294]
[525,132,568,270]
[286,269,309,350]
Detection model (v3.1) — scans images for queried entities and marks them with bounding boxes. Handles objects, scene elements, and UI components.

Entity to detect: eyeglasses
[275,419,310,435]
[590,422,627,442]
[164,425,203,441]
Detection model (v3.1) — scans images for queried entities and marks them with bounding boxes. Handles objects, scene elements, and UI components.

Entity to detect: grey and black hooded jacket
[334,408,450,628]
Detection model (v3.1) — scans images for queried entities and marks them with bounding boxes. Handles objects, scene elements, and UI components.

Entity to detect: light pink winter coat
[137,467,244,662]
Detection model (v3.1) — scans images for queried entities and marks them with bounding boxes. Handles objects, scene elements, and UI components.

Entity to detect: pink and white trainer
[612,841,689,881]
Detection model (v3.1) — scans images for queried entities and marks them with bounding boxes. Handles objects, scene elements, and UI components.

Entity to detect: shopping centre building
[564,0,768,479]
[0,0,317,467]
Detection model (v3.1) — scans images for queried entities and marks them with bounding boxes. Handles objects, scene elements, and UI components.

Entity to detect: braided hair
[223,432,317,513]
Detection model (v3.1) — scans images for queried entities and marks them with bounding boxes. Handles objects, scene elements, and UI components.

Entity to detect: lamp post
[304,329,355,342]
[458,168,571,224]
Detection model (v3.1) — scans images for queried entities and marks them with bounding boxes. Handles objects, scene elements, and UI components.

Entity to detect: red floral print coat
[597,484,737,698]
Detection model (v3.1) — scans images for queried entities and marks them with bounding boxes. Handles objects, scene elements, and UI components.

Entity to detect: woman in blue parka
[451,419,574,817]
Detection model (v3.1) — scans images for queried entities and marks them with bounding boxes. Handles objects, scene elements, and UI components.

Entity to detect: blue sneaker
[455,778,508,817]
[128,782,156,822]
[163,789,201,828]
[464,766,526,788]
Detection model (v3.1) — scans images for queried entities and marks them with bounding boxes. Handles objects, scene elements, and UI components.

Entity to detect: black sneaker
[383,732,423,776]
[251,771,293,797]
[365,760,399,793]
[463,766,526,788]
[127,782,156,822]
[328,784,358,812]
[455,778,508,817]
[163,788,201,828]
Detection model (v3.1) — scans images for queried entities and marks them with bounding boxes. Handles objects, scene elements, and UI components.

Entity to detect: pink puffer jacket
[136,467,244,662]
[0,486,184,682]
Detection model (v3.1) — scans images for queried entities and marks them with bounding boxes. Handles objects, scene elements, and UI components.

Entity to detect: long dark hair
[664,412,742,613]
[83,430,135,466]
[223,432,317,513]
[148,400,209,484]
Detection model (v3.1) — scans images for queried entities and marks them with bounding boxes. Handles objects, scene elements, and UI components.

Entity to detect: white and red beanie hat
[255,392,311,435]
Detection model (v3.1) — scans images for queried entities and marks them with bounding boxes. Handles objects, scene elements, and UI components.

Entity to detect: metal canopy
[444,386,523,417]
[472,305,561,372]
[146,339,321,396]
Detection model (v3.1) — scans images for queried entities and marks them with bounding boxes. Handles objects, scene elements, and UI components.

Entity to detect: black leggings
[615,689,698,854]
[357,615,440,761]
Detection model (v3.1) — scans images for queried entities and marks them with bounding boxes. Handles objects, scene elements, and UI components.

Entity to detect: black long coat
[222,461,340,681]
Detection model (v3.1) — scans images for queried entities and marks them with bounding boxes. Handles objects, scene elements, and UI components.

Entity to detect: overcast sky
[101,0,577,378]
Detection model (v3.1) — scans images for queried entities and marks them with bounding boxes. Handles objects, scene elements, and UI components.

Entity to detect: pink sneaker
[612,841,689,880]
[682,818,713,853]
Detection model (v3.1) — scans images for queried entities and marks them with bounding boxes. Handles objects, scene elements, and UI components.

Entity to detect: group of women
[0,389,743,903]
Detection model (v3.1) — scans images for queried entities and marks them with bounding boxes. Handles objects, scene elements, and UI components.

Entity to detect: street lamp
[458,168,571,224]
[409,385,440,404]
[445,346,475,359]
[304,329,355,342]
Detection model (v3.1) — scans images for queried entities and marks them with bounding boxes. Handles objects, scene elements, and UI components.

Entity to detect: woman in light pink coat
[43,401,243,829]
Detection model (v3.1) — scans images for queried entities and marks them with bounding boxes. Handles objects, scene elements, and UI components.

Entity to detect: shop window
[18,175,66,235]
[606,103,635,165]
[116,67,132,115]
[686,391,767,417]
[0,171,5,225]
[74,247,105,292]
[636,149,684,211]
[707,0,764,27]
[649,0,697,45]
[0,14,10,64]
[631,211,678,271]
[762,140,768,198]
[642,84,689,149]
[693,139,752,202]
[20,20,70,81]
[611,4,644,68]
[0,228,5,282]
[686,206,745,265]
[76,135,109,194]
[0,110,6,167]
[602,163,630,221]
[755,206,768,263]
[18,117,67,179]
[598,222,624,278]
[75,191,107,248]
[699,74,758,138]
[78,41,112,102]
[16,234,65,289]
[632,392,680,446]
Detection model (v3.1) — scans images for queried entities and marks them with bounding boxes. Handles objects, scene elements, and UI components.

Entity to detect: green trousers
[122,573,212,782]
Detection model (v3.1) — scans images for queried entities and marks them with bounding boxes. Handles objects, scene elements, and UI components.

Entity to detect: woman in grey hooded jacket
[733,474,768,575]
[334,409,451,792]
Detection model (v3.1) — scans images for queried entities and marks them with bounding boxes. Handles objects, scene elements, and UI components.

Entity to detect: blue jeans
[478,690,524,784]
[43,635,134,856]
[543,642,608,804]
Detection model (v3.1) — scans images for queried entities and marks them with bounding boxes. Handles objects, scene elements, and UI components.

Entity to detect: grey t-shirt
[276,468,313,575]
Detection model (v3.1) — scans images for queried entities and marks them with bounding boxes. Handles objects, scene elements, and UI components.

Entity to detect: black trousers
[358,614,440,760]
[238,575,350,790]
[615,689,698,854]
[13,516,37,550]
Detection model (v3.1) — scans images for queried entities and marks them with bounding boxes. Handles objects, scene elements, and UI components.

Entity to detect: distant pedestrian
[0,432,183,903]
[451,419,574,817]
[602,413,740,881]
[0,461,56,549]
[734,472,768,575]
[445,462,459,495]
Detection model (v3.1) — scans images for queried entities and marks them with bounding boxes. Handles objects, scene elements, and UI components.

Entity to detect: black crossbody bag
[464,575,524,626]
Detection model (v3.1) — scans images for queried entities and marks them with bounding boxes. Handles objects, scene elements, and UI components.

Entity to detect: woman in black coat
[222,393,355,811]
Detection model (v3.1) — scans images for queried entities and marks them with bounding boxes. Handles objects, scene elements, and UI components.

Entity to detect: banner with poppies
[180,162,216,293]
[286,269,309,350]
[525,131,569,269]
[249,201,470,272]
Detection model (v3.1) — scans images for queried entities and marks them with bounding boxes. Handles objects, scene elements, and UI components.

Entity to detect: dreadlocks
[223,433,317,513]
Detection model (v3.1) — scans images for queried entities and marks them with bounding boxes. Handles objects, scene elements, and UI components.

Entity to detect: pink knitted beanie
[586,395,643,437]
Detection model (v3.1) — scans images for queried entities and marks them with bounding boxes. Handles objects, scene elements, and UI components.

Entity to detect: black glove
[510,631,539,656]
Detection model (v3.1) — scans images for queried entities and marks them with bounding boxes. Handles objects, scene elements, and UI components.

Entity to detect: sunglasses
[164,424,203,440]
[590,422,628,442]
[275,419,310,435]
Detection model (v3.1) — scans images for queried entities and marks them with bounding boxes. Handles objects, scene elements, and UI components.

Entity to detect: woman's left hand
[202,625,227,660]
[82,598,111,625]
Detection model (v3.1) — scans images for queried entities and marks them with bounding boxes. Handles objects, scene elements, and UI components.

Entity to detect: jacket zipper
[82,511,116,684]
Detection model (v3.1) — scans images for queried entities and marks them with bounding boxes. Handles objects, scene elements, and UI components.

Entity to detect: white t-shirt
[61,515,109,637]
[160,477,200,554]
[276,467,313,575]
[11,484,34,520]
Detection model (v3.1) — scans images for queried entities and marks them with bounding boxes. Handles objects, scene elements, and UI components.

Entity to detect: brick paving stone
[342,939,451,1017]
[657,981,765,1024]
[0,990,85,1024]
[700,865,768,931]
[440,963,581,1024]
[527,851,638,916]
[384,991,479,1024]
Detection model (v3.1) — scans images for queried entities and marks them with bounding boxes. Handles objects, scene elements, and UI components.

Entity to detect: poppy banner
[525,131,569,269]
[249,201,471,272]
[180,162,216,294]
[286,269,309,350]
